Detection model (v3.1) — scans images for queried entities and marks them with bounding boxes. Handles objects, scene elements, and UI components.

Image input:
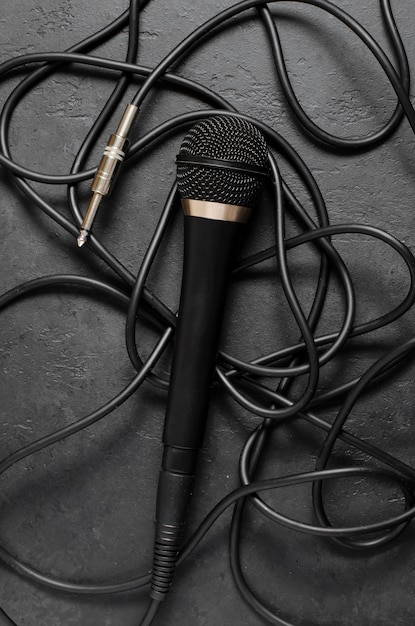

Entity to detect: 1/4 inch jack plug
[77,103,139,247]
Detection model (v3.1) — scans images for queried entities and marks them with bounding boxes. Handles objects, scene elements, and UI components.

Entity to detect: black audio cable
[1,0,415,625]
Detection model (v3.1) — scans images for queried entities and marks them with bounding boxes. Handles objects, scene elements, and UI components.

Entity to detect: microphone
[150,115,268,600]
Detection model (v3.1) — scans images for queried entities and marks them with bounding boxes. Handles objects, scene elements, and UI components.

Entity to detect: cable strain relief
[150,469,194,600]
[150,522,183,600]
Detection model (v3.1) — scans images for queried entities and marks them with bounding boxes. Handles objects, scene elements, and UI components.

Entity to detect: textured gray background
[1,0,415,625]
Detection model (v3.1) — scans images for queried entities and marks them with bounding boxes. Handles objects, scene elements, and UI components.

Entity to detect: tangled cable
[1,0,415,624]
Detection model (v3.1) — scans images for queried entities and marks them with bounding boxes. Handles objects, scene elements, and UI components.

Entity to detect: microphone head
[176,116,268,209]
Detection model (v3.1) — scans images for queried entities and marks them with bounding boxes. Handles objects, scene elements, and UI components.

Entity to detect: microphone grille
[176,116,268,209]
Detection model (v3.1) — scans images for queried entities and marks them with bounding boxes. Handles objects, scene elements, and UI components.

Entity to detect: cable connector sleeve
[92,103,138,196]
[150,469,194,601]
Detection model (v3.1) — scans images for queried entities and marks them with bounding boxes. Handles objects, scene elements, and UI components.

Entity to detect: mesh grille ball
[176,116,268,209]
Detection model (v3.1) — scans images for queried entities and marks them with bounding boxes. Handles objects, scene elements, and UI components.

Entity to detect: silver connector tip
[76,193,102,248]
[77,230,89,247]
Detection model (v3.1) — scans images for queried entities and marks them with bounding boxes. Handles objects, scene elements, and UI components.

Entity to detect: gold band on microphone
[181,198,251,223]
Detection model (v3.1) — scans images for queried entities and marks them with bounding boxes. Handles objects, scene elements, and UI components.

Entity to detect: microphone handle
[150,213,244,600]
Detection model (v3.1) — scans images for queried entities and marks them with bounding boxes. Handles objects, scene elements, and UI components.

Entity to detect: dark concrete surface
[1,1,415,625]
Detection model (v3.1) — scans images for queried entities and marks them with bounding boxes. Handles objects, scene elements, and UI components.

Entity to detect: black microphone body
[164,215,243,456]
[150,116,268,600]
